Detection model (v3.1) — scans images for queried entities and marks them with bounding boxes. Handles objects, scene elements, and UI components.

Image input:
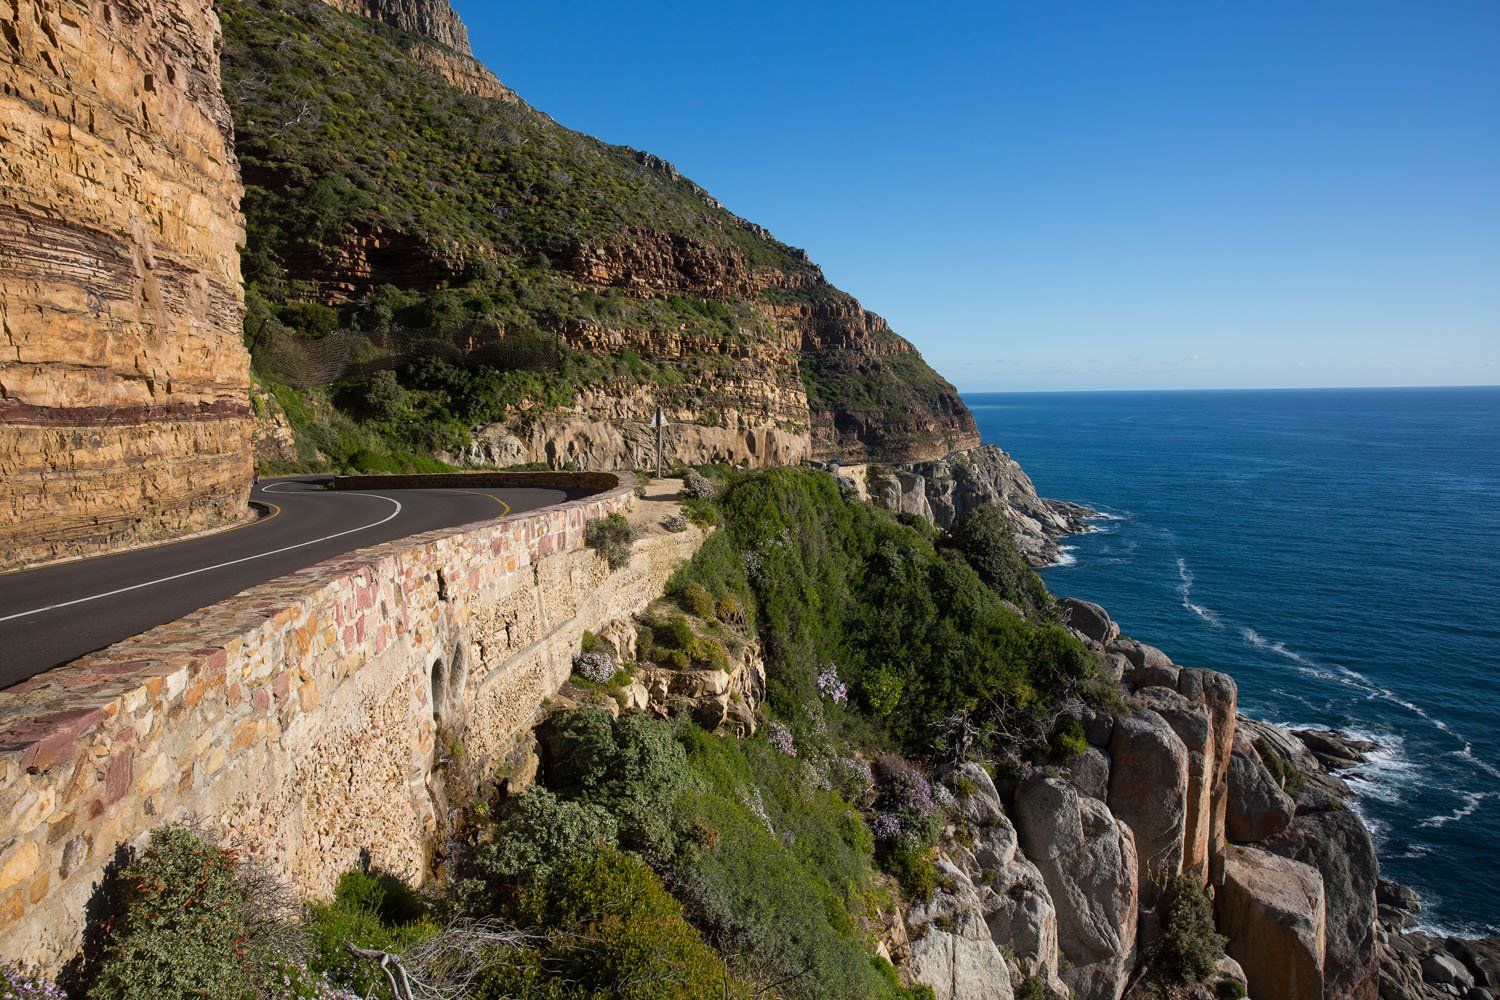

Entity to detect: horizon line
[956,383,1500,395]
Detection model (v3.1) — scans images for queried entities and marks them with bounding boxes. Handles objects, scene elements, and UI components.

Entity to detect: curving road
[0,477,578,687]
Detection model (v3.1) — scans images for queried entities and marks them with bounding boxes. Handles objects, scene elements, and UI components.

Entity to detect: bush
[679,581,714,618]
[682,468,717,500]
[539,709,689,860]
[585,513,640,570]
[358,370,407,421]
[477,848,745,1000]
[940,505,1052,617]
[468,788,619,897]
[573,650,619,684]
[669,725,917,999]
[86,826,300,1000]
[1051,717,1089,760]
[1156,874,1228,984]
[305,869,439,997]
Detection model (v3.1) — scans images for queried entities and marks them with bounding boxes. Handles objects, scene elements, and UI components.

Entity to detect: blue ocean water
[967,387,1500,934]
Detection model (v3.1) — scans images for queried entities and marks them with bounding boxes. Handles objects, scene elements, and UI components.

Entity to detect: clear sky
[453,1,1499,391]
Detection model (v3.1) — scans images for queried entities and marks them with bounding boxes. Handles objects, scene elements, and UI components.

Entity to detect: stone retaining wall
[0,475,703,972]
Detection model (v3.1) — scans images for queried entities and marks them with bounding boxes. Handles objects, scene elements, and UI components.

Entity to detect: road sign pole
[655,407,664,478]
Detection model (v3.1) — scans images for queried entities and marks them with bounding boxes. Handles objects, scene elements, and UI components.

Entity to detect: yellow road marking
[459,490,510,517]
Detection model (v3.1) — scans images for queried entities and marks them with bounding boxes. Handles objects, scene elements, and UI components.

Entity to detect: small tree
[1156,873,1227,984]
[360,370,407,421]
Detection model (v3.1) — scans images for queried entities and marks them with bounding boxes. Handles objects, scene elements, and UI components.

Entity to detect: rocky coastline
[932,481,1499,1000]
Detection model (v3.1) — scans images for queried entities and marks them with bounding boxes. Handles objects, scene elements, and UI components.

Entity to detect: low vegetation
[220,0,972,474]
[55,467,1102,998]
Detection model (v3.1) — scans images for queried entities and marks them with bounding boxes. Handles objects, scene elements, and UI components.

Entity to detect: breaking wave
[1175,558,1224,627]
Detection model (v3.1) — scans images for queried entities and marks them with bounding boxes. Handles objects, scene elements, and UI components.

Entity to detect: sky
[452,1,1500,391]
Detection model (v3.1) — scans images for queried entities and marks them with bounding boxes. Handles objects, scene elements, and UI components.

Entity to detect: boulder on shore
[1107,708,1188,909]
[1226,749,1295,843]
[1059,598,1120,646]
[1217,844,1326,1000]
[1015,775,1139,1000]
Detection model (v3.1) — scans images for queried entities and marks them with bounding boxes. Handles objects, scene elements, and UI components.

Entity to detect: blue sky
[453,1,1499,391]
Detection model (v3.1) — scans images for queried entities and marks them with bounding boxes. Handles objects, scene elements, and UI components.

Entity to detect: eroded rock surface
[1,0,253,569]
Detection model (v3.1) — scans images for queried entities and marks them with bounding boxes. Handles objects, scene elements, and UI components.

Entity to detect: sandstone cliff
[0,0,253,570]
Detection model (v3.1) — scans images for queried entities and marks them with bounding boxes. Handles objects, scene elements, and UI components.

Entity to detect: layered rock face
[320,0,516,100]
[0,0,252,569]
[323,0,470,52]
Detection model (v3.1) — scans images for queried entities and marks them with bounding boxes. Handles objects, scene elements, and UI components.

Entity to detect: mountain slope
[220,0,977,470]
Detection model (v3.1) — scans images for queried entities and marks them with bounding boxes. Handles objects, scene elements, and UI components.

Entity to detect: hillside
[219,0,978,473]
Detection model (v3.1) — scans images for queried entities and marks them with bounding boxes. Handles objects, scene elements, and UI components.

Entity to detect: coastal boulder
[1108,707,1189,908]
[1015,775,1138,1000]
[1265,804,1379,1000]
[1226,750,1295,843]
[1059,746,1111,801]
[1177,667,1237,875]
[907,857,1016,1000]
[1218,844,1326,1000]
[1059,598,1120,645]
[1112,637,1181,689]
[924,764,1066,996]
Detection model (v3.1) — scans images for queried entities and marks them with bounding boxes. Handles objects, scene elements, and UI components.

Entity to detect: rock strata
[1,0,253,569]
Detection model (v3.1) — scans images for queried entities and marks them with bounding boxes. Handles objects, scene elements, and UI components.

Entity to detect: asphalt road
[0,477,575,687]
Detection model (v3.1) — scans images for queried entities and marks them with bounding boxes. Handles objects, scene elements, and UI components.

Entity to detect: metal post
[655,407,664,478]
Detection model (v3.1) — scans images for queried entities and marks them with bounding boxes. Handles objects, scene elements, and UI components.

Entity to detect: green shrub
[305,868,440,997]
[940,505,1053,617]
[668,725,917,1000]
[358,370,407,421]
[477,848,746,999]
[879,839,940,902]
[1216,977,1249,999]
[1156,873,1228,984]
[1051,717,1089,760]
[468,788,619,896]
[1016,977,1048,1000]
[540,709,689,860]
[680,581,714,618]
[86,827,296,1000]
[585,513,640,570]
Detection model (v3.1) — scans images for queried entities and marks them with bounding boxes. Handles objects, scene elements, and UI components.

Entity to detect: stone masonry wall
[0,0,253,570]
[0,476,703,972]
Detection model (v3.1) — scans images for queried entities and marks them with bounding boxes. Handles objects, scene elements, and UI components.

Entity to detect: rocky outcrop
[906,858,1017,1000]
[1107,705,1189,911]
[1225,746,1296,843]
[323,0,471,51]
[1218,844,1327,1000]
[630,643,765,737]
[1,0,253,569]
[1266,793,1380,999]
[1014,775,1139,1000]
[868,444,1095,565]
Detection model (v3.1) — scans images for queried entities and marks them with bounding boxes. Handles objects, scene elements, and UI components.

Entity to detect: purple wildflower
[573,650,618,684]
[869,812,902,841]
[0,964,67,1000]
[816,664,848,704]
[767,720,797,757]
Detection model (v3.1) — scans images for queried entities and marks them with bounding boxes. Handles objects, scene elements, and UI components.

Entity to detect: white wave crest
[1176,557,1224,627]
[1420,790,1492,829]
[1050,546,1078,568]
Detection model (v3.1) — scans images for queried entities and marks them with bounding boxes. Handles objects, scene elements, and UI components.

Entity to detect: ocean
[968,386,1500,935]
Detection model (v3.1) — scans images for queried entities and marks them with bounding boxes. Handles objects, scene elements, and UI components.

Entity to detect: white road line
[0,492,402,625]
